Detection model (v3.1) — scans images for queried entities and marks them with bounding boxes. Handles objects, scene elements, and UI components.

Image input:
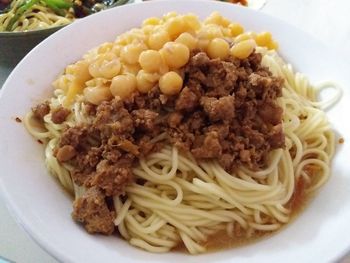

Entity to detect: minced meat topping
[38,51,284,234]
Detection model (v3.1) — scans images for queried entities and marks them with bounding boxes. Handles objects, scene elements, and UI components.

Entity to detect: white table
[1,0,350,262]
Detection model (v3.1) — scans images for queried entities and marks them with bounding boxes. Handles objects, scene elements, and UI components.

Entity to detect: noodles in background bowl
[0,0,130,32]
[0,0,73,32]
[24,12,342,254]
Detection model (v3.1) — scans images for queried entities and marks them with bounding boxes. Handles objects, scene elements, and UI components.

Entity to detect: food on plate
[0,0,129,32]
[217,0,247,6]
[24,11,341,254]
[215,0,267,10]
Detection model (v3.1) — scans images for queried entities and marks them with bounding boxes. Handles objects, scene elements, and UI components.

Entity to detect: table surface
[1,0,350,262]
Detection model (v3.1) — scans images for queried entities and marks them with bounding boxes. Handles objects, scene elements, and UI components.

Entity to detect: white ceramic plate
[1,1,350,262]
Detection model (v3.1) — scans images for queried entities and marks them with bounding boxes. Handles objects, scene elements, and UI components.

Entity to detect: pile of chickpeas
[57,12,279,106]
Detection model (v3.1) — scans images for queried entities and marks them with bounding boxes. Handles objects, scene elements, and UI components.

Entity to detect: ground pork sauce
[32,51,287,243]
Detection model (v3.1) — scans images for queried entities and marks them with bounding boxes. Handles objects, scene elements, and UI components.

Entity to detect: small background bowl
[0,0,143,69]
[0,25,65,68]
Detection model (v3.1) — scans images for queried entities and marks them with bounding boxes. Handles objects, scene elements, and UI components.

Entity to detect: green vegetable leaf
[40,0,72,16]
[6,0,40,31]
[42,0,72,10]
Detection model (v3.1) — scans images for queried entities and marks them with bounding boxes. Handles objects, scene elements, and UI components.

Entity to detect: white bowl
[1,1,350,262]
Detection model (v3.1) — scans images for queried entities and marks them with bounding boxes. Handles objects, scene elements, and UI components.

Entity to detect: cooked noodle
[24,46,340,253]
[0,0,73,32]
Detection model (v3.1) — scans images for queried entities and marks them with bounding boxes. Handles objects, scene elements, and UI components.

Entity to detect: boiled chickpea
[204,12,230,27]
[110,74,137,99]
[52,75,69,92]
[143,70,160,83]
[222,27,232,37]
[111,44,123,56]
[89,53,121,79]
[143,17,161,26]
[234,32,252,43]
[148,30,171,50]
[66,60,91,84]
[159,71,183,95]
[115,33,132,46]
[97,42,113,54]
[159,56,170,75]
[138,50,162,72]
[100,59,122,79]
[82,49,97,62]
[230,39,256,59]
[198,24,223,40]
[235,32,257,43]
[142,25,154,35]
[160,42,190,69]
[175,32,197,50]
[163,12,178,21]
[120,43,146,64]
[255,31,272,47]
[129,29,147,43]
[122,63,141,75]
[89,57,103,78]
[85,78,109,88]
[84,86,112,105]
[197,39,210,51]
[207,38,230,59]
[116,29,146,46]
[183,13,201,31]
[228,23,244,37]
[267,40,279,50]
[165,16,187,39]
[136,70,159,93]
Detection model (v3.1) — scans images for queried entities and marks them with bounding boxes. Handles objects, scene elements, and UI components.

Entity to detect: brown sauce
[173,176,314,253]
[173,229,269,253]
[201,230,268,251]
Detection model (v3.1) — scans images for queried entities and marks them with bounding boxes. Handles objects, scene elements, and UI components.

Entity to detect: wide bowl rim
[0,25,66,37]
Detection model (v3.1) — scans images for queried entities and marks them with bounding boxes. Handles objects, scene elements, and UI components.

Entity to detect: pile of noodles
[0,0,74,32]
[25,47,341,254]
